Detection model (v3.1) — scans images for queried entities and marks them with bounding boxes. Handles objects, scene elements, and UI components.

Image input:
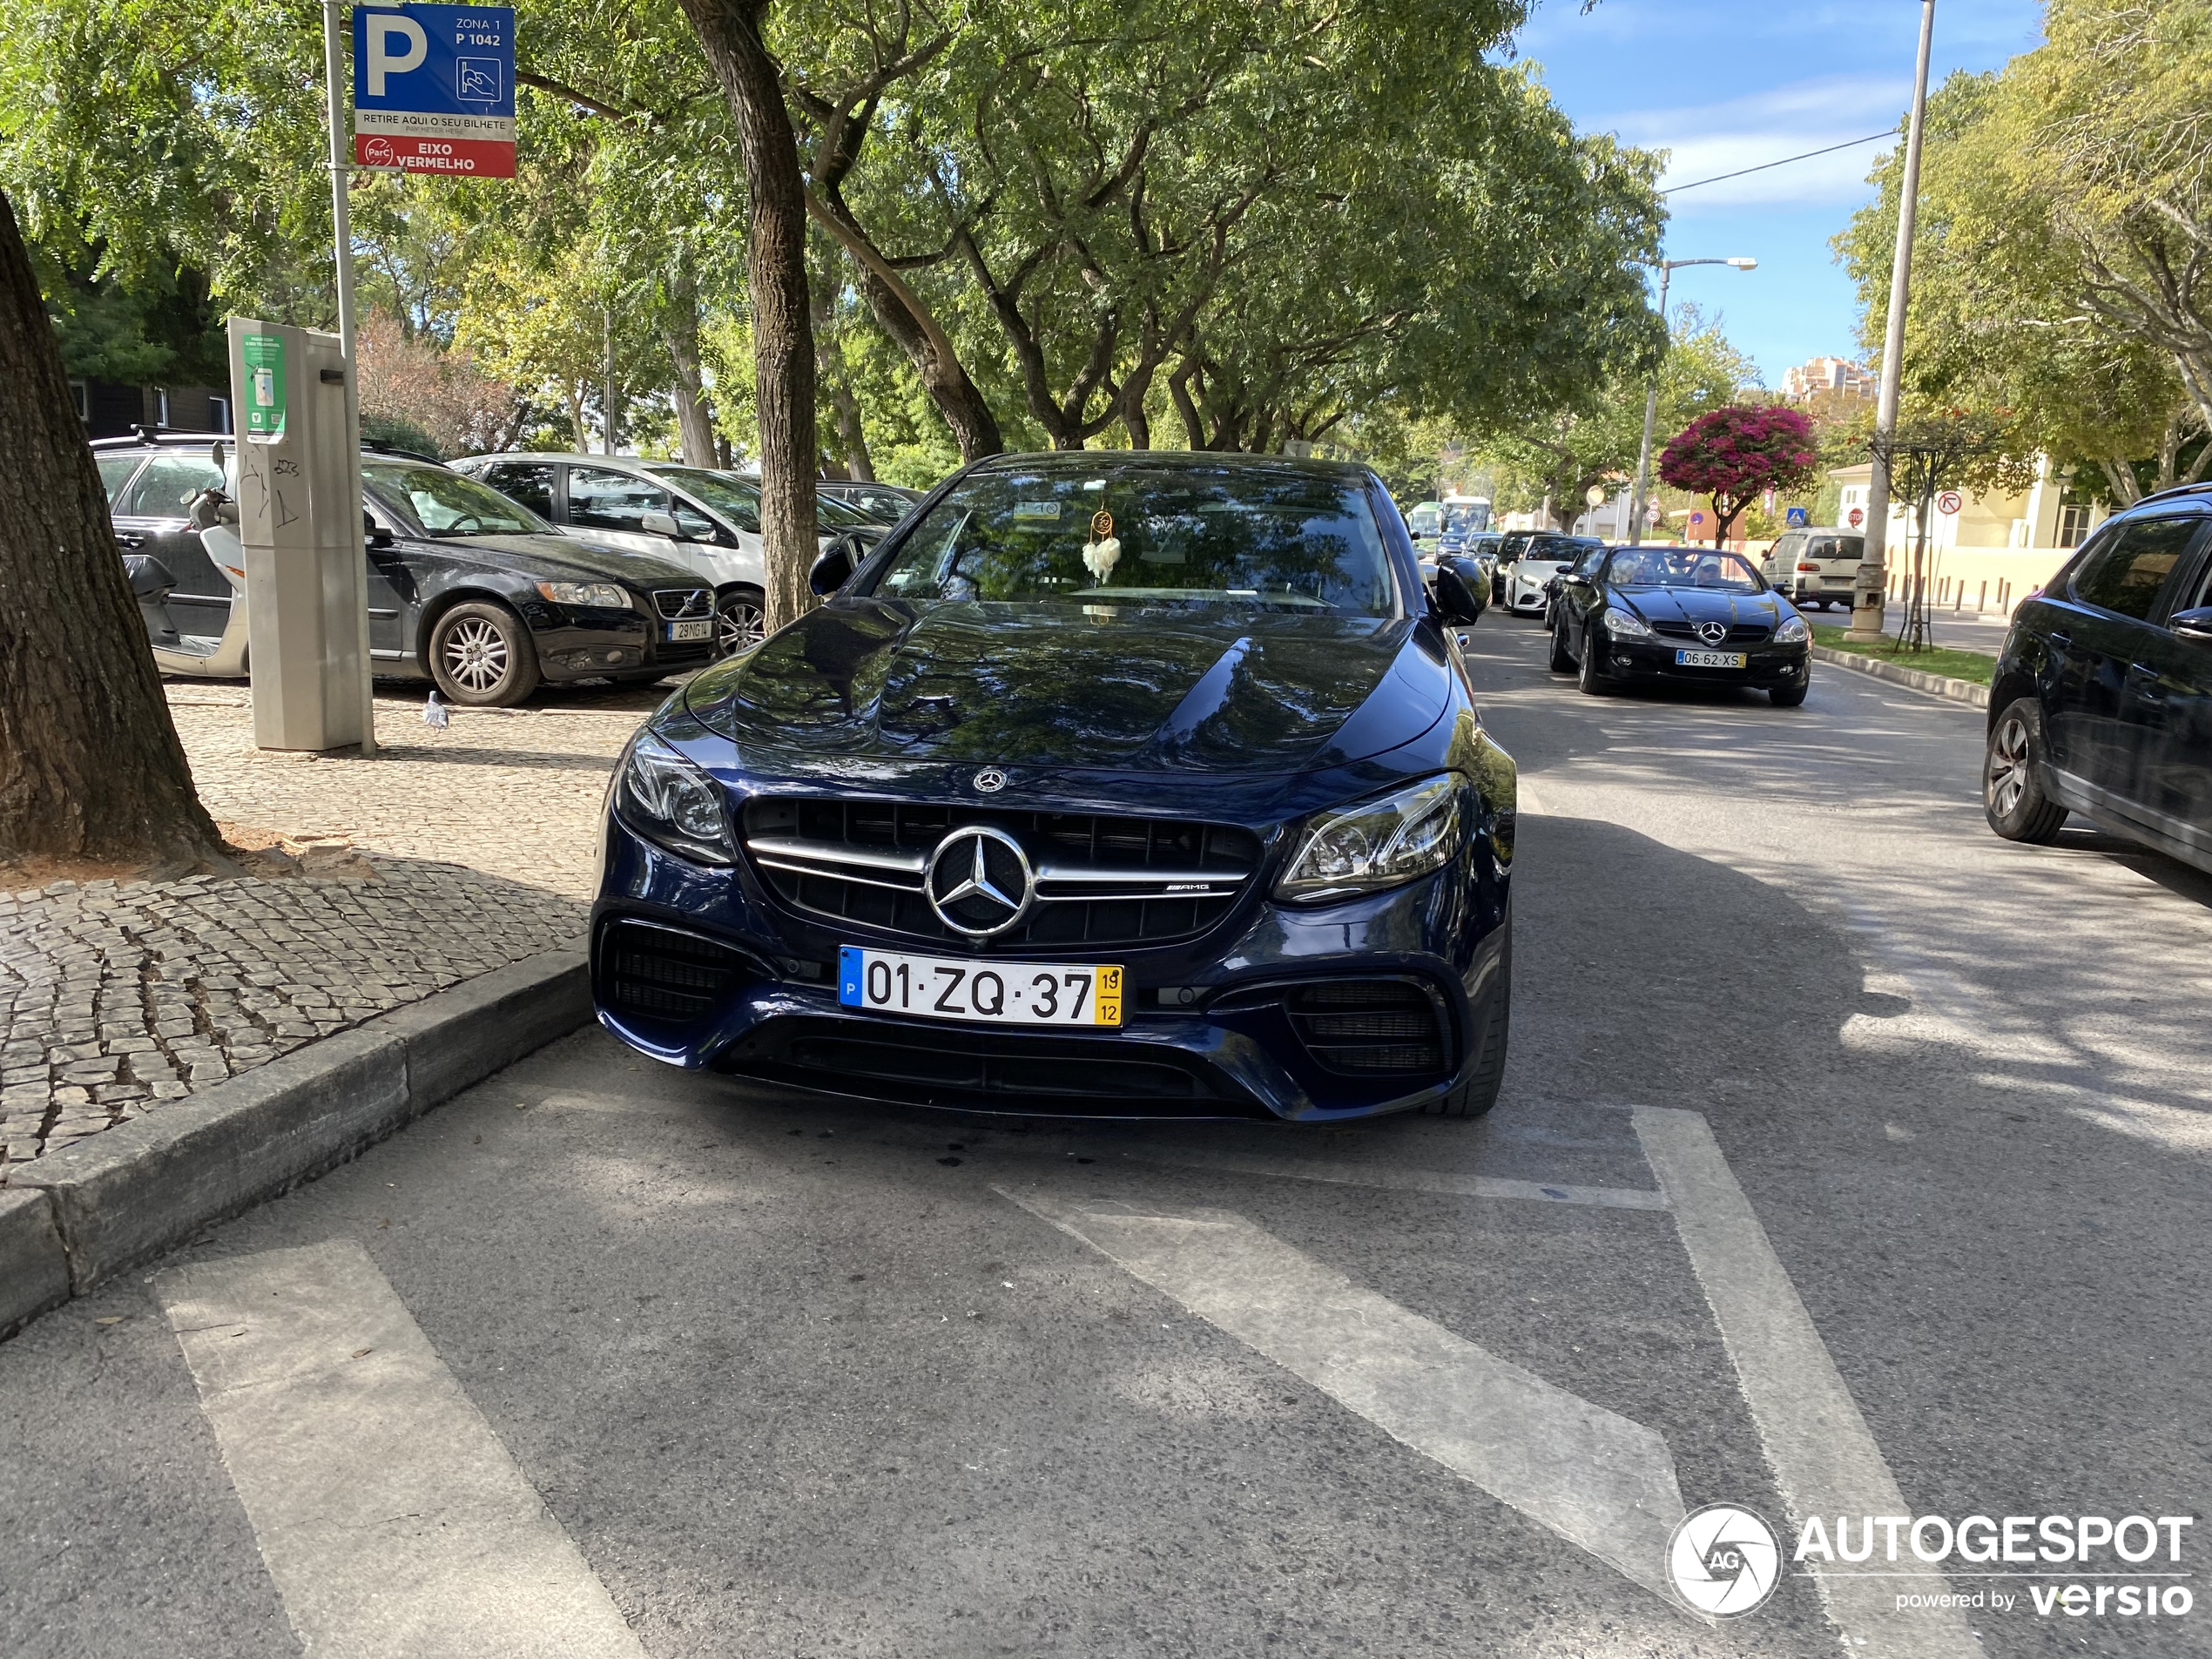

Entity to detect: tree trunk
[850,262,1001,462]
[664,266,719,468]
[0,190,226,867]
[678,0,818,630]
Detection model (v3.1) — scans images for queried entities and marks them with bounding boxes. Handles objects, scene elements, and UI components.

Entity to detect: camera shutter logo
[1667,1503,1781,1617]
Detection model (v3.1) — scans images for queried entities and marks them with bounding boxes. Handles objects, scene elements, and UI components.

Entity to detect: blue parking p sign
[354,4,516,178]
[1784,506,1809,527]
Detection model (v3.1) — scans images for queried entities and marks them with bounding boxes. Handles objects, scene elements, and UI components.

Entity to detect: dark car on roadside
[1983,489,2212,873]
[92,433,718,707]
[818,479,925,524]
[1547,543,1812,705]
[590,451,1515,1123]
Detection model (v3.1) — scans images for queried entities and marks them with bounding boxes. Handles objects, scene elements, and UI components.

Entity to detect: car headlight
[537,580,631,609]
[1774,614,1811,644]
[1276,774,1463,904]
[1604,607,1655,638]
[614,732,735,866]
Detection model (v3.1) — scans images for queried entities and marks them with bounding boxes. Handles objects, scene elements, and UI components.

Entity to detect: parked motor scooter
[126,440,251,679]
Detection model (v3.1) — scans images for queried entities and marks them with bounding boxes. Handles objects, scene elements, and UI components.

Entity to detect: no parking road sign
[354,4,516,177]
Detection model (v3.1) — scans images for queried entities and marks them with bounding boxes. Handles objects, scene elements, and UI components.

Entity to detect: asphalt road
[8,616,2209,1659]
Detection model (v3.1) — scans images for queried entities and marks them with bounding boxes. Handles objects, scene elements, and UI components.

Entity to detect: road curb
[1,944,590,1339]
[1813,644,1990,710]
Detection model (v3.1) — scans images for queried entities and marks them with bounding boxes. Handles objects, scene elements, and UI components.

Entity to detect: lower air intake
[1285,979,1449,1076]
[600,921,750,1025]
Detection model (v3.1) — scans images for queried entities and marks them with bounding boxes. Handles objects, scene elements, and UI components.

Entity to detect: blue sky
[1510,0,2046,385]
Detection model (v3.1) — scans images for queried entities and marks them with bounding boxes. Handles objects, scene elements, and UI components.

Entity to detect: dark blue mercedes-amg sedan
[589,452,1515,1121]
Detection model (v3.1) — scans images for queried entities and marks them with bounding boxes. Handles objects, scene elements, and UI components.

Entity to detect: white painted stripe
[1118,1148,1668,1210]
[1001,1188,1689,1604]
[1632,1108,1979,1658]
[156,1239,647,1659]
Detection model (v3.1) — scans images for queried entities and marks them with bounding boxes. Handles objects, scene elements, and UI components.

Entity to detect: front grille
[742,799,1261,950]
[652,588,714,621]
[744,1019,1264,1116]
[1650,620,1772,644]
[1285,979,1449,1076]
[600,920,751,1024]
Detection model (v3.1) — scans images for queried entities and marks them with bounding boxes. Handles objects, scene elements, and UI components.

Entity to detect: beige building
[1782,356,1873,402]
[1828,455,2109,617]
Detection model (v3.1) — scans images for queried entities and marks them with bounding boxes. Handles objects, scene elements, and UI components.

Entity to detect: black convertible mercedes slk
[590,453,1515,1121]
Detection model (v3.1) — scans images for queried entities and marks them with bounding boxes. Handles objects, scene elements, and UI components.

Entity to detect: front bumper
[1595,636,1811,688]
[588,793,1512,1123]
[523,603,717,681]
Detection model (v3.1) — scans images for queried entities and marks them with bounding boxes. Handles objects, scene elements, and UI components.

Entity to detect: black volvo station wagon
[590,452,1515,1121]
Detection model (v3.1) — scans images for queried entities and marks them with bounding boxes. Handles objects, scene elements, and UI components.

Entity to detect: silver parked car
[450,453,781,652]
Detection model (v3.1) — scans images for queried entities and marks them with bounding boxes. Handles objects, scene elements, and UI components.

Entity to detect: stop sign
[1847,507,1865,529]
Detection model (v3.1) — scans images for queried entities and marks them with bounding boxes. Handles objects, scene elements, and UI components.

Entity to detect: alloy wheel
[718,596,765,655]
[1988,715,2031,818]
[441,617,509,693]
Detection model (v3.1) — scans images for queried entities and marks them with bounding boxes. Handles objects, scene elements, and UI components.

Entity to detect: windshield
[816,490,874,528]
[868,462,1399,615]
[363,462,549,536]
[1604,548,1767,592]
[646,465,762,533]
[1444,505,1489,533]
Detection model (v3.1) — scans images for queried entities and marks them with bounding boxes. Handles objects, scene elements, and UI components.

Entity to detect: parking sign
[354,5,516,178]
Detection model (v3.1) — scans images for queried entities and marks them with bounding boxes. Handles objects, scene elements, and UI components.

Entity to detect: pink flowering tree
[1658,404,1819,545]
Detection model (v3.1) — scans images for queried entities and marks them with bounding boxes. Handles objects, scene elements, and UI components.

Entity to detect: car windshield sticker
[1013,500,1062,519]
[1082,509,1122,582]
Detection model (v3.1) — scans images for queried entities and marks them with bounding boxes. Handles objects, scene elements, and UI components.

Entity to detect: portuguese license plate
[1675,648,1746,669]
[840,947,1123,1028]
[666,619,712,642]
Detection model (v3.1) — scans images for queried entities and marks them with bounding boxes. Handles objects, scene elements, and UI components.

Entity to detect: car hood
[402,529,701,590]
[682,601,1448,773]
[1616,586,1788,627]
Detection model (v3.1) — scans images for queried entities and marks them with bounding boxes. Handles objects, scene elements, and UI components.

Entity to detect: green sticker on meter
[241,332,285,437]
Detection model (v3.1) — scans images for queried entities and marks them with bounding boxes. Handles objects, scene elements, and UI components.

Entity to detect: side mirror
[809,531,867,597]
[639,509,683,538]
[364,509,394,549]
[1432,556,1487,625]
[2171,606,2212,641]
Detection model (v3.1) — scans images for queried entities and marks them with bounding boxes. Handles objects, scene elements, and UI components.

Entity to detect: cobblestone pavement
[0,678,671,1170]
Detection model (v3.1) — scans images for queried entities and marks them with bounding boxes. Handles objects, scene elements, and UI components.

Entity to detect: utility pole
[321,0,374,755]
[604,307,618,455]
[1847,0,1937,642]
[1628,256,1756,545]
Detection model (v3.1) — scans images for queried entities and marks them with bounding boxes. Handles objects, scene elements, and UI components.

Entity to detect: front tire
[428,600,541,708]
[1577,624,1612,695]
[716,585,766,655]
[1548,619,1574,672]
[1985,698,2067,843]
[1428,923,1510,1119]
[1770,680,1809,707]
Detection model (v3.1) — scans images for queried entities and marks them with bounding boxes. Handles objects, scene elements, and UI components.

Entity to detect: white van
[1761,528,1865,611]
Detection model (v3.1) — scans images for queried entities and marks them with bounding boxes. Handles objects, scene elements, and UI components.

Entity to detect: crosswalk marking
[156,1239,646,1659]
[1001,1187,1689,1605]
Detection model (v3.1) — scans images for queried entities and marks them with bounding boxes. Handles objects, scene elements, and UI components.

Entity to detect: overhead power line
[1662,127,1905,195]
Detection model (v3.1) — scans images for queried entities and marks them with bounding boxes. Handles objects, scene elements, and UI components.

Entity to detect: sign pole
[323,0,376,755]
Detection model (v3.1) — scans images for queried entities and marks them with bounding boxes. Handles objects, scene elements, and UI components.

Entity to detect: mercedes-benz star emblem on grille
[1696,620,1730,645]
[926,826,1034,938]
[972,767,1007,793]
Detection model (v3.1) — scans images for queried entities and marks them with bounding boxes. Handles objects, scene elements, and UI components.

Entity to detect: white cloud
[1594,74,1912,209]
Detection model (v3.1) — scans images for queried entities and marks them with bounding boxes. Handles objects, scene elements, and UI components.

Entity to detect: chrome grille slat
[653,588,714,620]
[741,799,1261,949]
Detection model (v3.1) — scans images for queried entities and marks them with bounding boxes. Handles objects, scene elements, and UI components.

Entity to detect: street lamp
[1626,257,1757,545]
